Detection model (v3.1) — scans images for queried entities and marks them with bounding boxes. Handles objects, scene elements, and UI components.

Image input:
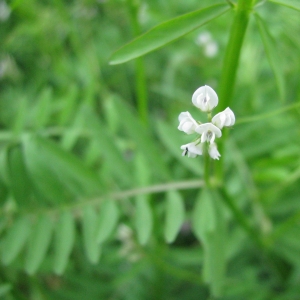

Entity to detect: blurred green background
[1,0,300,299]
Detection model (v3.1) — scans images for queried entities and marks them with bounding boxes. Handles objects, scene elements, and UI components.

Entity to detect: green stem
[204,150,211,187]
[217,0,255,180]
[204,112,212,187]
[127,0,149,125]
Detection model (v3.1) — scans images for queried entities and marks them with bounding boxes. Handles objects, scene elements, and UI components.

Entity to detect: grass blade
[110,4,229,64]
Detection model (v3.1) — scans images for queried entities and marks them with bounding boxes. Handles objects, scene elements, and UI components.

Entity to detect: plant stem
[217,0,255,180]
[127,0,149,125]
[204,150,211,187]
[204,112,212,187]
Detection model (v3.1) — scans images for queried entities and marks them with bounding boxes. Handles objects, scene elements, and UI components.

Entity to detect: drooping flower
[180,140,203,158]
[212,107,235,129]
[208,143,221,160]
[195,123,222,144]
[178,111,198,134]
[192,85,218,112]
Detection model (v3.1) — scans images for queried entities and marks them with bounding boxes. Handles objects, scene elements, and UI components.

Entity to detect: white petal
[192,85,218,112]
[178,111,192,122]
[208,143,221,160]
[212,107,235,129]
[195,123,222,138]
[180,140,203,158]
[212,112,226,129]
[178,111,198,134]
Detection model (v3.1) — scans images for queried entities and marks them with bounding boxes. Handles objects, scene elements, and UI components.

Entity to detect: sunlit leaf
[25,215,53,275]
[255,13,285,101]
[110,4,229,64]
[53,211,75,275]
[164,191,185,243]
[2,216,31,265]
[96,200,119,244]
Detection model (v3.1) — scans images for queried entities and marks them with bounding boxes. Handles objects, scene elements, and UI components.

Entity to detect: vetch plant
[178,85,235,160]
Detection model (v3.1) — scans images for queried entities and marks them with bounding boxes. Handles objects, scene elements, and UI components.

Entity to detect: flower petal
[208,143,221,160]
[192,85,218,112]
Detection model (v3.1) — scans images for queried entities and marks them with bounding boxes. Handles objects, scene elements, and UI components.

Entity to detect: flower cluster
[178,85,235,160]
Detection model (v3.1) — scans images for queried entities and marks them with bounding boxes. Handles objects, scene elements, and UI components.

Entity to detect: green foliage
[164,191,185,243]
[255,13,285,101]
[0,0,300,299]
[110,3,229,64]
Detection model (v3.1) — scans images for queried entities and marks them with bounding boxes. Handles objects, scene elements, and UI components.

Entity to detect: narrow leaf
[269,0,300,12]
[96,200,119,244]
[135,197,153,245]
[255,13,285,101]
[164,191,185,243]
[2,216,31,265]
[110,4,229,64]
[83,206,101,263]
[25,215,53,275]
[53,211,75,275]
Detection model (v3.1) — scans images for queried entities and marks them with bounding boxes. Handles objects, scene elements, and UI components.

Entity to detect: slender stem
[217,0,255,180]
[204,112,212,187]
[1,179,205,217]
[127,0,149,125]
[204,149,210,187]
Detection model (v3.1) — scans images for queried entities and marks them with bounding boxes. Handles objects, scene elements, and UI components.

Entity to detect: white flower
[192,85,218,112]
[195,123,222,144]
[180,140,203,158]
[212,107,235,129]
[178,111,198,134]
[208,143,221,160]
